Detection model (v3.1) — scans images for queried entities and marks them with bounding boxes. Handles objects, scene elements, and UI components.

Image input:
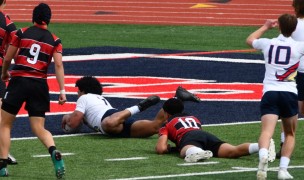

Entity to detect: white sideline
[110,165,304,180]
[61,53,265,64]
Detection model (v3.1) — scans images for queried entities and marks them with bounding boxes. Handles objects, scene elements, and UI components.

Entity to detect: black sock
[48,146,57,155]
[0,159,8,169]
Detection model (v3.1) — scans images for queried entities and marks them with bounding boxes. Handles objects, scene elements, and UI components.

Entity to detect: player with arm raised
[246,14,304,180]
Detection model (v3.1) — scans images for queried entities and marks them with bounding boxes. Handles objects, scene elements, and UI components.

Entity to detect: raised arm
[246,19,277,47]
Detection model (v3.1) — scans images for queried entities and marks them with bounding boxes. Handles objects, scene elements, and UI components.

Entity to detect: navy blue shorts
[296,72,304,101]
[179,130,225,157]
[260,91,298,118]
[101,109,137,138]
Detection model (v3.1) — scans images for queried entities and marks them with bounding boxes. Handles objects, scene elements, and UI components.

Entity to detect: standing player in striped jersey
[0,3,66,178]
[155,98,270,162]
[0,0,17,166]
[246,14,304,180]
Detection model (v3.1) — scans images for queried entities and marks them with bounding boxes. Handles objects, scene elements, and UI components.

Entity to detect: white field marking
[61,53,264,64]
[5,9,283,16]
[177,161,219,166]
[105,157,148,161]
[10,118,304,141]
[110,165,304,180]
[32,153,75,158]
[11,132,100,141]
[232,165,304,171]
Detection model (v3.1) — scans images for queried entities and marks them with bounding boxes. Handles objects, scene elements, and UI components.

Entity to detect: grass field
[16,23,278,51]
[6,23,304,179]
[8,121,304,180]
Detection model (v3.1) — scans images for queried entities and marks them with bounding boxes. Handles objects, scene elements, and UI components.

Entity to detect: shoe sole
[268,139,276,162]
[52,151,65,179]
[175,86,201,103]
[185,151,213,163]
[257,170,267,180]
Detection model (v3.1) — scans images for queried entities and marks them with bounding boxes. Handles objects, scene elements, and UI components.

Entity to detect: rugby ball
[62,123,83,134]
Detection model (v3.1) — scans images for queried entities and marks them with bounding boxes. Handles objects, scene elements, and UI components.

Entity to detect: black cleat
[7,154,17,165]
[175,86,201,103]
[276,142,283,159]
[138,95,160,112]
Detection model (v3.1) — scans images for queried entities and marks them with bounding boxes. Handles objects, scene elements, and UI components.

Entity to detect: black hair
[162,98,184,115]
[75,76,103,95]
[32,3,52,25]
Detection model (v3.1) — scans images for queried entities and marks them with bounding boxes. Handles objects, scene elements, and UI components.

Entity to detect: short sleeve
[75,95,87,113]
[158,126,168,136]
[252,38,270,51]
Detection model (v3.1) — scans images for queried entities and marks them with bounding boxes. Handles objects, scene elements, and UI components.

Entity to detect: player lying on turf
[155,98,276,163]
[62,76,200,138]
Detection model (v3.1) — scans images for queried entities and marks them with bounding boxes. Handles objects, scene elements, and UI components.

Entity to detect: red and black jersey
[158,113,202,146]
[10,24,62,79]
[0,11,16,66]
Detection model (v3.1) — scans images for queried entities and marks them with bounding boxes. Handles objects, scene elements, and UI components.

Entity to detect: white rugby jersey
[75,93,114,134]
[253,34,304,94]
[292,18,304,72]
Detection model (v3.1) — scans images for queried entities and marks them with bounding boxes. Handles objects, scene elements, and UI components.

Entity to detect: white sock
[185,146,204,156]
[279,156,290,170]
[259,148,268,160]
[126,106,140,116]
[248,143,259,154]
[281,132,285,143]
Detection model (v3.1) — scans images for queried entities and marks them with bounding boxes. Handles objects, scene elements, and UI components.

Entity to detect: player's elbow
[246,38,254,47]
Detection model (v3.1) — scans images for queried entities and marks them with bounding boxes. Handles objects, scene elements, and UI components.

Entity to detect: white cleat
[268,138,276,162]
[257,156,268,180]
[278,169,293,180]
[184,150,213,163]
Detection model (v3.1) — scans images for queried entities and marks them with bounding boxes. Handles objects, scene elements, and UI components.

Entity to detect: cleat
[51,150,65,179]
[184,150,213,163]
[137,95,160,112]
[257,156,268,180]
[278,169,293,179]
[276,142,283,159]
[0,167,8,177]
[174,86,201,103]
[7,154,17,165]
[268,139,276,162]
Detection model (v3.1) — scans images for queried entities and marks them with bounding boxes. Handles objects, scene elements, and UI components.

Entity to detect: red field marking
[4,0,293,26]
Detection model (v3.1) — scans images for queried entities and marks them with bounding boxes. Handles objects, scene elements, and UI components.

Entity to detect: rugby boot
[175,86,201,103]
[137,95,160,112]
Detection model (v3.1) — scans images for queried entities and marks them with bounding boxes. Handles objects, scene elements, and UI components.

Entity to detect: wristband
[60,90,66,94]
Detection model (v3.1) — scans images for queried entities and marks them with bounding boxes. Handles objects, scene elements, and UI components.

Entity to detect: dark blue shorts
[101,109,137,138]
[260,91,298,118]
